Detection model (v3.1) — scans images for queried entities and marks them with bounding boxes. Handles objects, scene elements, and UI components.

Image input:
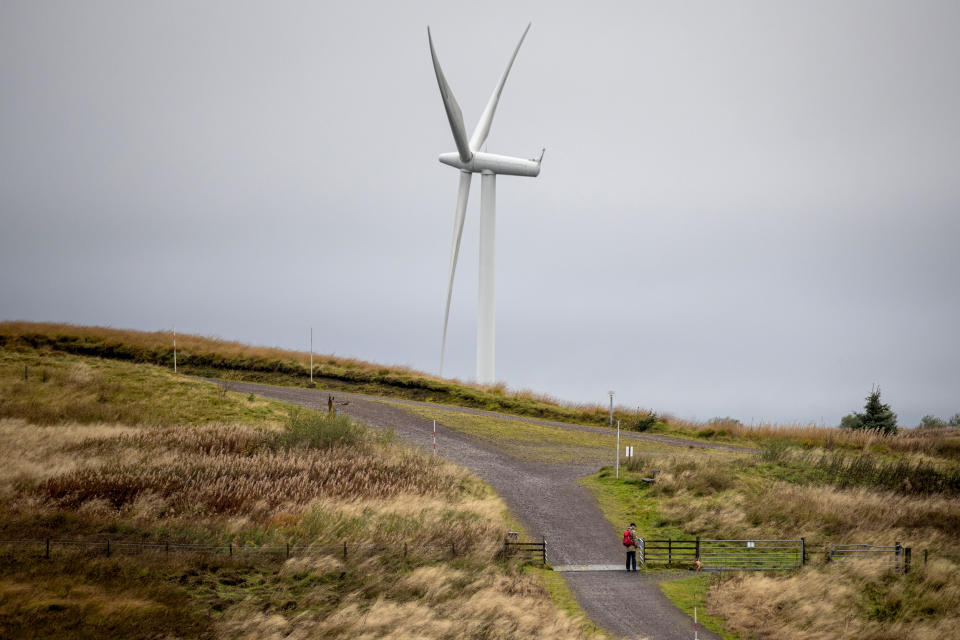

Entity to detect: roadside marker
[694,606,699,640]
[433,419,437,455]
[616,420,620,478]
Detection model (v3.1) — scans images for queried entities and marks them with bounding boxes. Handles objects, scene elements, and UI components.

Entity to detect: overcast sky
[2,1,958,426]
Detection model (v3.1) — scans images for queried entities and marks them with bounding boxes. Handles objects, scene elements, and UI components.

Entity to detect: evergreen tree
[839,386,898,435]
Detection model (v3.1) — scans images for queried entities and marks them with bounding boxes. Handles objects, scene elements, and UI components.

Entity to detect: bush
[919,415,948,429]
[279,409,367,449]
[631,412,658,432]
[708,416,743,427]
[759,439,791,463]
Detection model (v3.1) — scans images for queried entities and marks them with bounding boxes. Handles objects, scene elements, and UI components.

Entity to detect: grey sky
[2,1,958,426]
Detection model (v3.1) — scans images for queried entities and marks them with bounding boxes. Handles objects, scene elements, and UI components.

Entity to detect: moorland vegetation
[5,322,956,454]
[0,347,601,640]
[5,321,959,640]
[585,432,960,640]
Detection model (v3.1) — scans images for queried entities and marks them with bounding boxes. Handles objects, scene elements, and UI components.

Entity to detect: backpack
[622,530,633,547]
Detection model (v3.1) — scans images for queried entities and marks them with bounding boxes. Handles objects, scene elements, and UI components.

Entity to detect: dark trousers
[625,549,636,571]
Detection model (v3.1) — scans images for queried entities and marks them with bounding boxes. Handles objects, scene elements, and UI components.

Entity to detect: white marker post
[694,606,699,640]
[616,419,620,479]
[173,326,177,374]
[433,420,437,455]
[309,327,313,384]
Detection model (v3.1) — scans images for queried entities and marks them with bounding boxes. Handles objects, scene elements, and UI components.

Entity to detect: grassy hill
[585,438,960,640]
[1,321,636,427]
[0,346,603,639]
[6,322,958,460]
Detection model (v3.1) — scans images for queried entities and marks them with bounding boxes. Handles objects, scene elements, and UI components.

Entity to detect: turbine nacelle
[438,150,543,177]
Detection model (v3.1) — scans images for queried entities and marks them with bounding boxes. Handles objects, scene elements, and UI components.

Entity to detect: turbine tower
[429,23,544,384]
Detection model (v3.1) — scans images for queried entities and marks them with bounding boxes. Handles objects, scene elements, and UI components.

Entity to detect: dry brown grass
[0,419,141,497]
[622,449,960,639]
[0,345,602,640]
[710,557,960,640]
[668,418,960,459]
[633,450,960,547]
[215,563,592,640]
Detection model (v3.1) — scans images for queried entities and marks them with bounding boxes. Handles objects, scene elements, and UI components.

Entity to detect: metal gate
[698,539,804,571]
[830,543,907,573]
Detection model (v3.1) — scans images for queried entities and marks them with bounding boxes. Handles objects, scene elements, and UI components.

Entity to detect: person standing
[622,523,638,571]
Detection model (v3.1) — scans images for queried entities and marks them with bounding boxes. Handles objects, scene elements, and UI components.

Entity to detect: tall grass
[608,446,960,638]
[279,407,368,449]
[671,417,960,459]
[710,557,960,640]
[35,423,467,517]
[0,355,601,640]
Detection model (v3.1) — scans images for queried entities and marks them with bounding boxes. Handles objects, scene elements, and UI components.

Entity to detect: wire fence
[0,537,548,565]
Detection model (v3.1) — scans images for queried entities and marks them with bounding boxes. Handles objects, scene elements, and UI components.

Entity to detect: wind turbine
[429,23,544,385]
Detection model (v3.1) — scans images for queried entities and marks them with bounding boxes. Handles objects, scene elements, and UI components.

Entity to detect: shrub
[631,412,658,432]
[919,415,947,429]
[760,439,791,463]
[279,408,367,450]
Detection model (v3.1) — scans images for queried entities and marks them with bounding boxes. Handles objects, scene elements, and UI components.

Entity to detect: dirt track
[226,381,728,640]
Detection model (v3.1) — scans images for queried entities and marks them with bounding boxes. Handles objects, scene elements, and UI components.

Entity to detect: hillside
[585,439,960,639]
[0,321,648,428]
[5,322,960,640]
[6,322,958,459]
[0,346,601,639]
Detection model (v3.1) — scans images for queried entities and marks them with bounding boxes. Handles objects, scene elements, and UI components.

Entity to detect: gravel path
[226,380,727,640]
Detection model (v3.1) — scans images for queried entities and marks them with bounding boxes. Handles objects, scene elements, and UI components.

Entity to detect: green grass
[389,402,675,463]
[0,349,291,428]
[659,575,742,640]
[580,467,687,540]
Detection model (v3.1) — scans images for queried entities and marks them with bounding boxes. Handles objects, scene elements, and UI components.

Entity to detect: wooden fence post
[801,538,806,566]
[451,541,456,557]
[229,542,232,557]
[106,540,110,557]
[924,549,928,567]
[904,547,911,574]
[403,542,407,559]
[695,537,701,561]
[165,542,169,557]
[286,543,290,558]
[895,542,902,573]
[343,542,347,559]
[45,538,50,559]
[668,538,672,564]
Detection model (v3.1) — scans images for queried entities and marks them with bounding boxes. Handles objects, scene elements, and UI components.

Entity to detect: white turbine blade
[428,27,473,164]
[440,171,472,374]
[469,23,531,152]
